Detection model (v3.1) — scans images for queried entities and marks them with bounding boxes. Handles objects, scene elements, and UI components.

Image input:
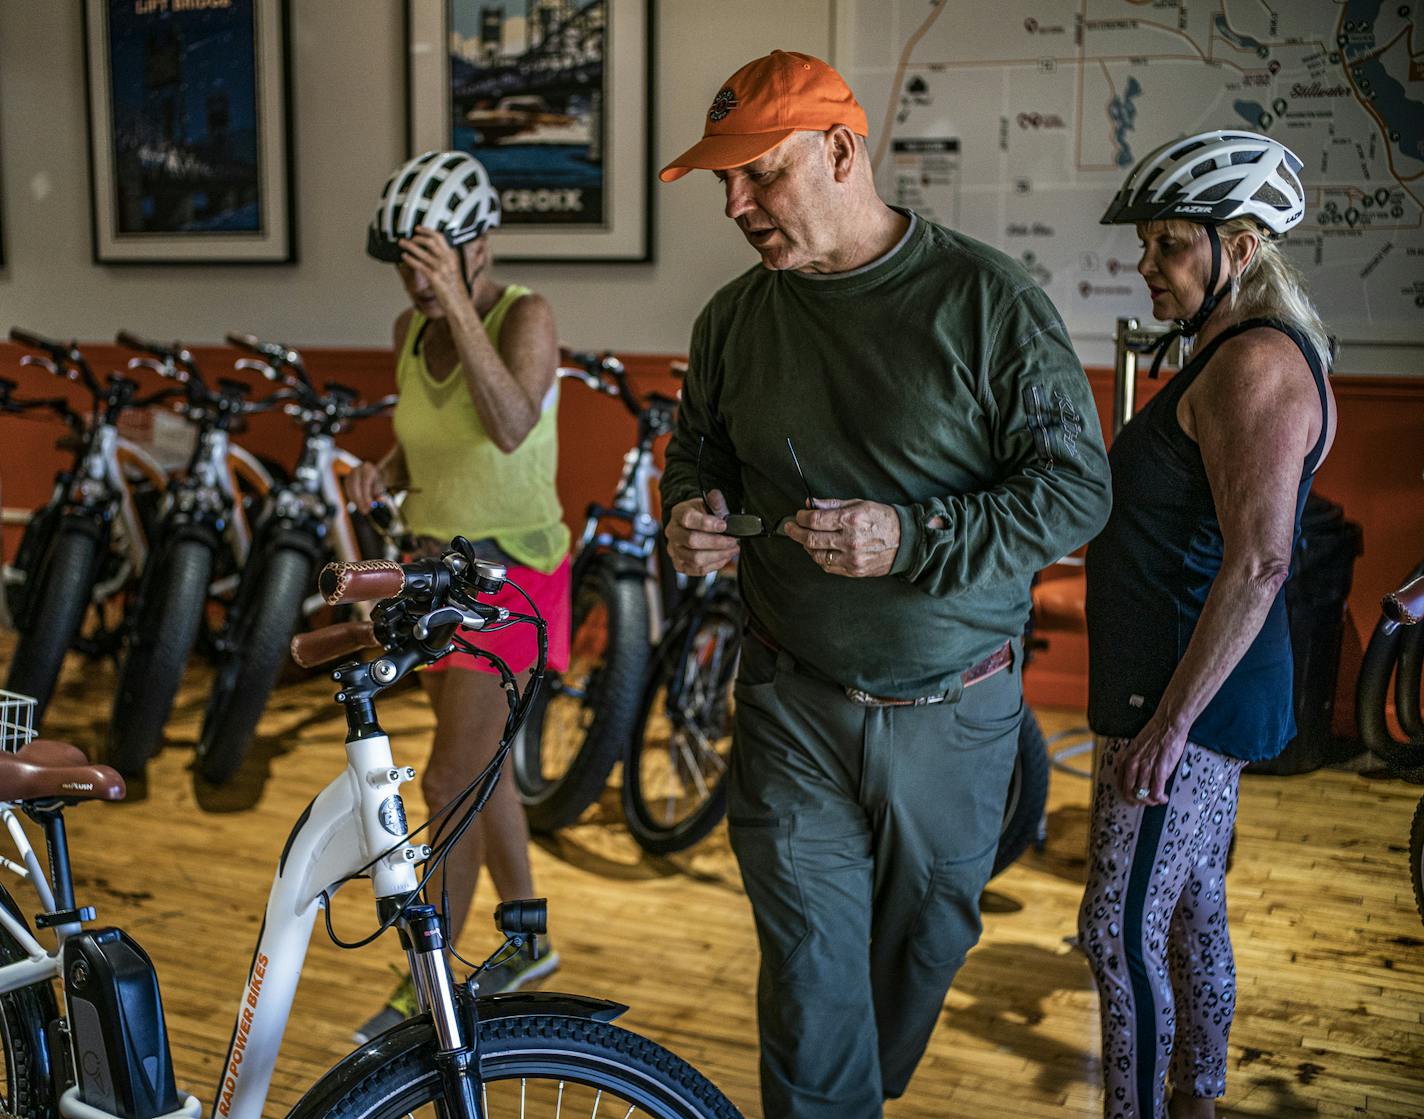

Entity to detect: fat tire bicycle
[3,330,173,721]
[106,333,278,777]
[1357,566,1424,926]
[0,538,742,1119]
[195,334,394,786]
[513,353,683,832]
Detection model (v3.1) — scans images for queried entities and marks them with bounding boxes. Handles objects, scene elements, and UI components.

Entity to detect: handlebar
[9,327,68,356]
[12,329,102,399]
[116,330,190,367]
[1384,575,1424,627]
[319,559,406,606]
[291,620,378,669]
[301,543,517,674]
[224,328,294,364]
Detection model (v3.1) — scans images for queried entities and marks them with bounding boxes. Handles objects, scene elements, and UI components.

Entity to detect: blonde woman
[349,151,571,1040]
[1081,131,1336,1119]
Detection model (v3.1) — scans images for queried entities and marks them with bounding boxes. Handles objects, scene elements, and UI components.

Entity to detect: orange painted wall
[2,343,1419,727]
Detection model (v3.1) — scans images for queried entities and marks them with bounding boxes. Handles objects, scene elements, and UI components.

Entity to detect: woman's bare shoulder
[393,308,415,351]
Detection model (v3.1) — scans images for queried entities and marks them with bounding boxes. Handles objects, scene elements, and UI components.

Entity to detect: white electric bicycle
[0,539,741,1119]
[195,334,396,786]
[3,330,172,720]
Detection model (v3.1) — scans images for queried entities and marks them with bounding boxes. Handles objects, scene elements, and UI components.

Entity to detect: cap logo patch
[708,88,738,122]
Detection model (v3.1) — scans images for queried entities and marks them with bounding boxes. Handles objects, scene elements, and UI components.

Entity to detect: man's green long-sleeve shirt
[661,213,1112,698]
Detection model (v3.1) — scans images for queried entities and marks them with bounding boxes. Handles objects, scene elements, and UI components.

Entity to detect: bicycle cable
[318,577,548,952]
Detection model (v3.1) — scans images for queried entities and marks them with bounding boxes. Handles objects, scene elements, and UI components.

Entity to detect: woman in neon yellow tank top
[349,152,570,1039]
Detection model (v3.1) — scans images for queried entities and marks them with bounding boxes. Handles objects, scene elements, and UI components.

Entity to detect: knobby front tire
[514,558,650,832]
[1355,560,1424,780]
[4,526,101,721]
[197,547,314,785]
[107,538,215,776]
[0,885,59,1119]
[309,1014,741,1119]
[1411,795,1424,931]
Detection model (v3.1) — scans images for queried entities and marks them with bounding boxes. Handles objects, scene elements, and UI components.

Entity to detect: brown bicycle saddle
[0,740,125,802]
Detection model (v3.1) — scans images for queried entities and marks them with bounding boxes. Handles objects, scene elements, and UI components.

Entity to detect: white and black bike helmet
[1102,130,1305,341]
[1100,129,1305,236]
[367,150,501,263]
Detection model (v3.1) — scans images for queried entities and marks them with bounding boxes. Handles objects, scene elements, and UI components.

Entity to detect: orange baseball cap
[659,50,868,182]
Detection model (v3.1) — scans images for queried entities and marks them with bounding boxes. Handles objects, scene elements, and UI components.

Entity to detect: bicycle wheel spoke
[678,736,712,802]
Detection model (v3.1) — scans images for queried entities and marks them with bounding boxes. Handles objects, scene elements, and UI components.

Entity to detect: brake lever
[412,603,508,640]
[127,355,187,383]
[18,354,61,377]
[235,357,280,381]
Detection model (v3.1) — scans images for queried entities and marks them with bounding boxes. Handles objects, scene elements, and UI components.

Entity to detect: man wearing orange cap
[659,50,1111,1117]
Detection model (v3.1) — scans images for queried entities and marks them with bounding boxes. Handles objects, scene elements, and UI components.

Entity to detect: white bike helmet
[367,151,501,262]
[1100,129,1305,237]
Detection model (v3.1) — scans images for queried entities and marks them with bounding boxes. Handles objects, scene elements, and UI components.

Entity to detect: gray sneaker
[353,972,418,1045]
[475,941,560,995]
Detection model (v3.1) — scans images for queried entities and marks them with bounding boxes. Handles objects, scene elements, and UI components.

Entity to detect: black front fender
[283,991,627,1119]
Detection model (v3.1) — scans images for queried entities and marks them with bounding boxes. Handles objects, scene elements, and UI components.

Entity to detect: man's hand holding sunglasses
[784,498,901,578]
[666,490,743,577]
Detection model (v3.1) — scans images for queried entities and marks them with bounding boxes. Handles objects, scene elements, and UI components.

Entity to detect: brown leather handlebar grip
[1383,574,1424,626]
[290,621,378,668]
[318,559,404,605]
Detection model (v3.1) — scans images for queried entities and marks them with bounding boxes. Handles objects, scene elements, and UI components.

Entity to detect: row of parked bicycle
[0,333,1049,868]
[1,328,398,784]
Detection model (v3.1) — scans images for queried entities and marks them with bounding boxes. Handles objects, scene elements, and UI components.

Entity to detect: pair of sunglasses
[697,434,814,538]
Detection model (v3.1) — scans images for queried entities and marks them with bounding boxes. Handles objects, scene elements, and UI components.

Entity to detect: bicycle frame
[0,727,424,1119]
[175,424,272,600]
[68,424,164,606]
[287,433,369,620]
[574,404,697,643]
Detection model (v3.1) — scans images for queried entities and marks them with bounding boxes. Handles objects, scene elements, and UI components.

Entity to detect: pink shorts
[422,555,572,676]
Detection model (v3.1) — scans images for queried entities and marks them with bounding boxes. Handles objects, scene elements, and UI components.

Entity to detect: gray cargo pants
[728,634,1022,1119]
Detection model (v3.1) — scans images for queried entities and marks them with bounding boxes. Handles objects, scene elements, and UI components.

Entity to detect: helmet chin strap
[1148,223,1225,379]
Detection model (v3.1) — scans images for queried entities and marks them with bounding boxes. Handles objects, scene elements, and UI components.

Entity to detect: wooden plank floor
[13,641,1424,1118]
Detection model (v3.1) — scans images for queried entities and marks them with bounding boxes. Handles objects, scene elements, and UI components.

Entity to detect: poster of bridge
[449,0,606,227]
[82,0,294,264]
[408,0,652,261]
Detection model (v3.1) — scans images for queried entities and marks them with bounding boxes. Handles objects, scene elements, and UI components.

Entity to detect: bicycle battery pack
[63,928,181,1119]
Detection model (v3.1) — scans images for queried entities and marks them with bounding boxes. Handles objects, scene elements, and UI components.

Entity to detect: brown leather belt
[746,624,1014,708]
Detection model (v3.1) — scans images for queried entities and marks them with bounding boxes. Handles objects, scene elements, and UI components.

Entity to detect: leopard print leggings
[1077,737,1247,1119]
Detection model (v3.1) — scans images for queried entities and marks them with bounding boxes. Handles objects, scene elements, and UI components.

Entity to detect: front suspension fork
[401,905,485,1119]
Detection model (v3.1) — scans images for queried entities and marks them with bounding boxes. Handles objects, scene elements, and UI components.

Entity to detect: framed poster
[406,0,653,262]
[81,0,295,265]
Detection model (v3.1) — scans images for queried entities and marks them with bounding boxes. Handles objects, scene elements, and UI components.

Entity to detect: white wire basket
[0,691,37,752]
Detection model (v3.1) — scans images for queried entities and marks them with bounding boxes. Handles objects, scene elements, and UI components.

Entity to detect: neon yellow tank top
[391,285,569,573]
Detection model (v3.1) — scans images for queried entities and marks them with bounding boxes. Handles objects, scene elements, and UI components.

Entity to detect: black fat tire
[1411,795,1424,931]
[5,526,100,721]
[314,1014,740,1119]
[991,709,1051,879]
[623,604,741,857]
[1355,560,1424,778]
[4,502,60,632]
[0,885,59,1119]
[107,538,214,776]
[514,558,649,832]
[196,547,314,784]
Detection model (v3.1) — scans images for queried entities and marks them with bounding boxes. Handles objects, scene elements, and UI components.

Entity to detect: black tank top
[1084,318,1330,762]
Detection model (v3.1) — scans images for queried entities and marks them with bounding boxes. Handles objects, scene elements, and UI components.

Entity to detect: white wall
[0,0,834,353]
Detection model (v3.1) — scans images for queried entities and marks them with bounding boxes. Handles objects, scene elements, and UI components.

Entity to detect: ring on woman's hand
[822,549,834,566]
[1135,786,1150,800]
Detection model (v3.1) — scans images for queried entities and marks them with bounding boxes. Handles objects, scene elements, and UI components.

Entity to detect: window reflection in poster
[82,0,294,264]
